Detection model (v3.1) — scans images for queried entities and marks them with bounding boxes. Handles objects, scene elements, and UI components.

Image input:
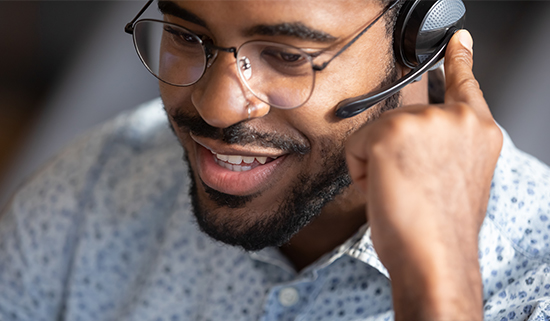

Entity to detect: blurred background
[0,1,549,209]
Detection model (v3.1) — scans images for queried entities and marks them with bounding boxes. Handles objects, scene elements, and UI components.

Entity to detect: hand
[345,30,503,321]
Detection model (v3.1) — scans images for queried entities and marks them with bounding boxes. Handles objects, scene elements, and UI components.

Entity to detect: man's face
[160,0,399,250]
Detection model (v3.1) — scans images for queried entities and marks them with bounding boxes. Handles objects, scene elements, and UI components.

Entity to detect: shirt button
[278,287,300,307]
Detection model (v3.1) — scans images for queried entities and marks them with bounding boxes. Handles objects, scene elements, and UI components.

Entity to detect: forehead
[165,0,384,42]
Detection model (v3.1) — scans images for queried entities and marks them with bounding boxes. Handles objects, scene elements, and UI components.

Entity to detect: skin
[159,1,503,320]
[162,0,394,255]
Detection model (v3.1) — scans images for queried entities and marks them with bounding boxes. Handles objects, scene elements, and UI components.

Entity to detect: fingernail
[458,29,473,54]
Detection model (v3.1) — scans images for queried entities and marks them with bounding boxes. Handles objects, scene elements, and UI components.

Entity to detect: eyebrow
[158,1,208,29]
[245,23,337,43]
[158,1,338,44]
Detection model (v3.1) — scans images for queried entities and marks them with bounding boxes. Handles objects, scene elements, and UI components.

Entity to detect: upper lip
[190,133,288,158]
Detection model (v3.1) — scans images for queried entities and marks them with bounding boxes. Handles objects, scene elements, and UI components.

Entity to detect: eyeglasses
[125,0,399,109]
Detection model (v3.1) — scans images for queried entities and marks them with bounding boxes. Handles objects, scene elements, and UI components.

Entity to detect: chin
[183,148,352,251]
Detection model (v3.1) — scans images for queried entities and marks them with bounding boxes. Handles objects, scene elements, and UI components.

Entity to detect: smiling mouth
[211,150,278,172]
[193,141,289,196]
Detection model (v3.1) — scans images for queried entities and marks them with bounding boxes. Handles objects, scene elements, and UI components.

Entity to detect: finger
[444,30,487,113]
[345,125,372,194]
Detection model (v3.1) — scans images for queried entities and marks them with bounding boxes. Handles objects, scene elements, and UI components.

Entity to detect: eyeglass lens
[133,20,316,109]
[134,21,206,86]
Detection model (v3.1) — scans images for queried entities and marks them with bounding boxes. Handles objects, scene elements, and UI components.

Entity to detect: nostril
[243,95,271,121]
[246,102,252,120]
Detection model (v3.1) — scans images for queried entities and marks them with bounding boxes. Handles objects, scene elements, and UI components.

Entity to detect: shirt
[0,98,549,321]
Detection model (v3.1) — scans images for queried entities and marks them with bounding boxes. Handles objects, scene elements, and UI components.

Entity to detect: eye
[262,48,308,65]
[279,52,302,62]
[164,26,201,45]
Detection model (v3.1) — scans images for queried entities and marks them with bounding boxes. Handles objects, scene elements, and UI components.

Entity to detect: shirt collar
[248,223,389,279]
[246,125,513,281]
[345,224,389,278]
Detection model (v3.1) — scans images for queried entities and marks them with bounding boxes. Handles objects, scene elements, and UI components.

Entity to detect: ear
[397,64,411,78]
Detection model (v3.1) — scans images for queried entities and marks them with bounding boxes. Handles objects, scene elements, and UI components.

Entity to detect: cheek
[310,34,393,113]
[161,86,197,160]
[159,82,194,115]
[316,58,389,104]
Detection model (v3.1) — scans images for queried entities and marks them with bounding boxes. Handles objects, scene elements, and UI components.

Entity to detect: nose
[191,53,269,128]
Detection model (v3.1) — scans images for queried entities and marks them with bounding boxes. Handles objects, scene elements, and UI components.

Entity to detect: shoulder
[5,98,184,215]
[0,99,217,320]
[2,98,193,236]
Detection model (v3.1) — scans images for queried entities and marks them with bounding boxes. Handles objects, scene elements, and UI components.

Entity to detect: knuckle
[421,105,446,120]
[460,77,481,93]
[368,114,416,155]
[449,48,474,69]
[477,123,504,163]
[449,77,480,95]
[485,121,504,149]
[384,114,416,138]
[446,77,483,104]
[453,102,477,124]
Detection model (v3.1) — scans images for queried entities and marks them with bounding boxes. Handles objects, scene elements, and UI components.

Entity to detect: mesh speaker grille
[421,0,466,31]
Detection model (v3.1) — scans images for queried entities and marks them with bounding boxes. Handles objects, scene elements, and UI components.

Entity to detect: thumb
[444,30,487,114]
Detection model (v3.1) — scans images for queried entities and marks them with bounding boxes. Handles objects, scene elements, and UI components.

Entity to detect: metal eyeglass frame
[124,0,400,102]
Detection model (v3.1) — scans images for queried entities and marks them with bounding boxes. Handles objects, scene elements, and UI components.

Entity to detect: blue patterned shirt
[1,98,549,321]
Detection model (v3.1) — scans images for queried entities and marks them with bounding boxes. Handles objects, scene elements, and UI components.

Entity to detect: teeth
[213,158,253,172]
[216,154,229,162]
[222,161,232,170]
[227,155,243,165]
[213,152,274,166]
[242,156,255,164]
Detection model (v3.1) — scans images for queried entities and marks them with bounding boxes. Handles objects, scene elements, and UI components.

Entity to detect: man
[0,0,548,320]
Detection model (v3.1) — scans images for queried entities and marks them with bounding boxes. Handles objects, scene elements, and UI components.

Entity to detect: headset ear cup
[393,0,420,68]
[393,0,466,69]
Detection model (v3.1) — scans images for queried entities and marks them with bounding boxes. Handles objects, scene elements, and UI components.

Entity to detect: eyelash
[163,17,328,59]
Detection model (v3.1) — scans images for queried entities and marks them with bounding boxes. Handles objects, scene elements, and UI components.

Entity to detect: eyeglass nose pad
[206,50,219,68]
[239,56,252,80]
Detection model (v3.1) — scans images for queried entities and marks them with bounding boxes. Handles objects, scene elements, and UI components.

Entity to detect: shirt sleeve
[483,262,550,321]
[0,122,109,321]
[0,158,86,321]
[528,302,550,321]
[0,99,175,321]
[0,195,76,320]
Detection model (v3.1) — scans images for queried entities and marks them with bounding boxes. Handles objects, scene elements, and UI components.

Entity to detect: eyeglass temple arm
[125,0,155,34]
[312,0,401,72]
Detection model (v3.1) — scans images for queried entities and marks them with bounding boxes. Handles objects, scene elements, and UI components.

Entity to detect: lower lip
[195,143,288,196]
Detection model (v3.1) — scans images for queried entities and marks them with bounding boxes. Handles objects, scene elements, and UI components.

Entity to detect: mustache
[169,110,310,155]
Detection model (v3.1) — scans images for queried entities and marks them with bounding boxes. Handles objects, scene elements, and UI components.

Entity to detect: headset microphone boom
[335,0,466,119]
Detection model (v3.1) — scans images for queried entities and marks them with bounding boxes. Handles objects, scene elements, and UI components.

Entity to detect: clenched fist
[346,30,503,321]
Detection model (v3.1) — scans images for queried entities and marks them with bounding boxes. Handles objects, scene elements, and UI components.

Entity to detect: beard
[170,66,401,252]
[185,142,351,251]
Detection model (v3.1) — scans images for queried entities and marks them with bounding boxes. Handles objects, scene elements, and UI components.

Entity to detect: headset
[335,0,466,118]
